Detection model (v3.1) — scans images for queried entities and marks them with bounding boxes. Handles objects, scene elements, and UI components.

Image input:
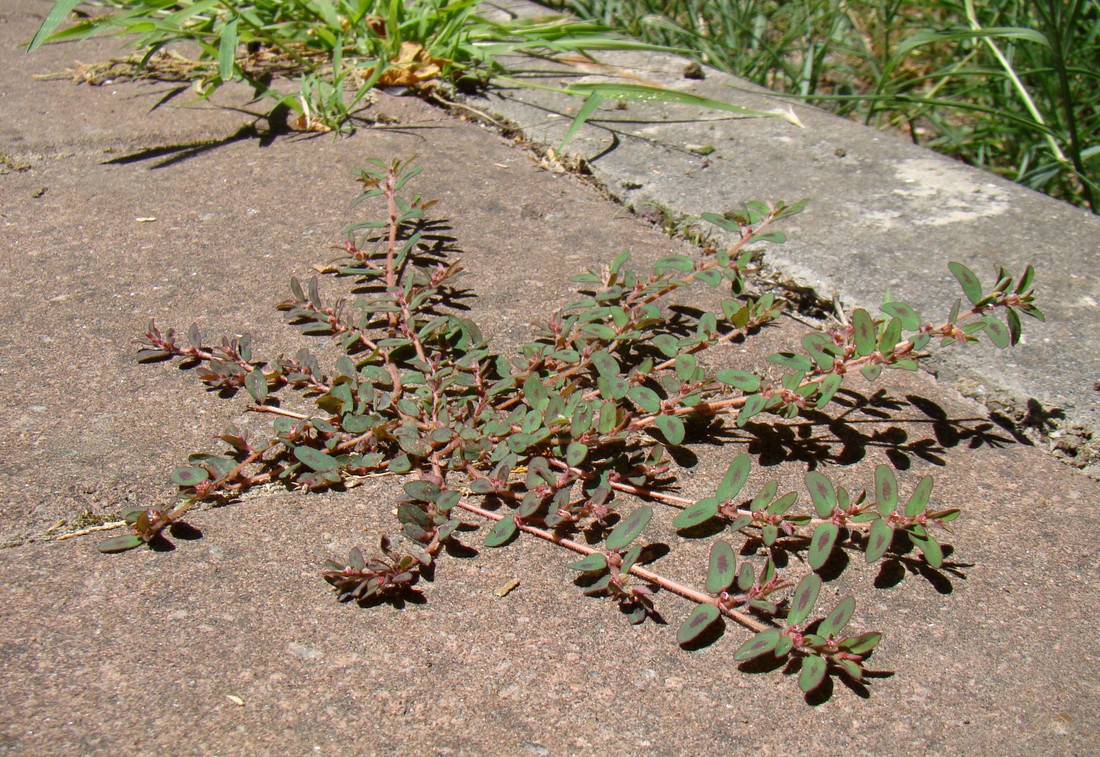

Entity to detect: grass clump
[27,0,795,135]
[554,0,1099,212]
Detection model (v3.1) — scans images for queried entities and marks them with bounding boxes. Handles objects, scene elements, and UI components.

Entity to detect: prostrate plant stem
[117,157,1041,695]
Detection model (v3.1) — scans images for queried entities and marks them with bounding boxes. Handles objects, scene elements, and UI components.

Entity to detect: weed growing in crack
[27,0,794,136]
[109,157,1042,695]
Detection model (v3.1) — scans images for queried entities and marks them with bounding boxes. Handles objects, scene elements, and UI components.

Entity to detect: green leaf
[677,603,721,645]
[705,540,737,594]
[787,573,821,626]
[628,386,661,413]
[566,553,608,572]
[1006,307,1023,346]
[716,369,760,392]
[294,446,340,473]
[736,562,755,591]
[582,323,617,340]
[860,365,882,381]
[98,534,145,553]
[799,654,827,692]
[749,480,779,512]
[880,301,920,331]
[218,17,239,81]
[170,467,209,487]
[734,628,781,661]
[652,334,679,357]
[814,374,843,408]
[808,523,839,571]
[762,524,779,546]
[606,506,653,550]
[875,465,898,515]
[930,508,961,523]
[469,478,496,494]
[557,91,603,150]
[484,516,518,547]
[982,316,1010,348]
[403,480,441,503]
[655,415,686,445]
[737,394,767,426]
[910,530,944,568]
[590,350,620,378]
[766,491,798,516]
[563,82,801,126]
[768,352,813,372]
[851,309,877,356]
[839,631,883,655]
[244,368,267,402]
[802,333,838,370]
[949,262,983,305]
[597,401,618,435]
[878,317,903,354]
[26,0,81,52]
[866,519,894,562]
[673,497,719,530]
[675,353,698,381]
[805,470,836,517]
[566,442,588,467]
[716,454,752,502]
[904,476,934,517]
[818,595,856,639]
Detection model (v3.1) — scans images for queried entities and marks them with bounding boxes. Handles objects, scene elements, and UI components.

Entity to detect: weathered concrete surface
[2,2,1099,755]
[470,0,1100,472]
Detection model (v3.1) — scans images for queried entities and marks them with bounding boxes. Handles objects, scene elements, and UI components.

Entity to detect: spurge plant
[109,157,1043,695]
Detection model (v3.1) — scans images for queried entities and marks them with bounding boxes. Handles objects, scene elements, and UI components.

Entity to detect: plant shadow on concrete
[107,157,1042,699]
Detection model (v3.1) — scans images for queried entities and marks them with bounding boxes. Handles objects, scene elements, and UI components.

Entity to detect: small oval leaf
[805,470,836,517]
[874,465,898,515]
[715,369,760,392]
[655,415,686,446]
[880,301,920,331]
[484,516,518,547]
[705,540,737,594]
[852,309,877,356]
[949,261,983,305]
[566,553,608,572]
[799,654,827,692]
[403,480,441,503]
[734,628,781,661]
[565,441,588,467]
[716,454,752,502]
[606,506,653,550]
[910,530,944,568]
[839,631,883,655]
[787,573,821,626]
[170,467,209,487]
[673,498,720,530]
[904,475,934,517]
[818,596,856,638]
[98,534,144,553]
[677,603,721,645]
[808,522,839,571]
[245,368,268,402]
[866,518,894,562]
[294,445,340,473]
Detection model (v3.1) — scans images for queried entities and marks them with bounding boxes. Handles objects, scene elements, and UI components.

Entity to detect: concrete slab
[1,1,1098,754]
[468,0,1100,473]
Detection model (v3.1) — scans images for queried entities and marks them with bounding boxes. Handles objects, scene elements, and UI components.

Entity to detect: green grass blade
[218,17,240,81]
[562,82,801,125]
[558,91,604,150]
[26,0,82,52]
